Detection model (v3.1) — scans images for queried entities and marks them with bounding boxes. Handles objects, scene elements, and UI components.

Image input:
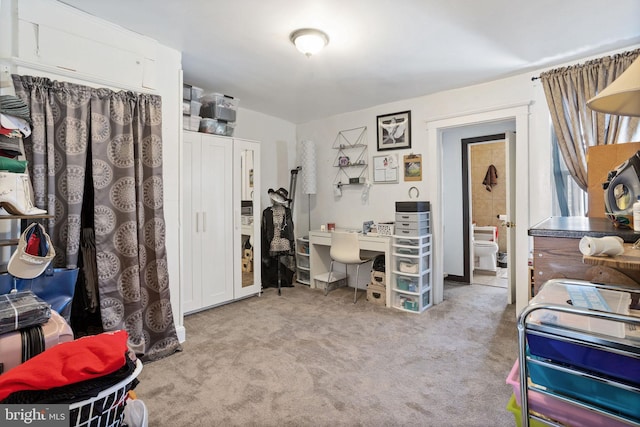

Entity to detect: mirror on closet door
[240,149,255,288]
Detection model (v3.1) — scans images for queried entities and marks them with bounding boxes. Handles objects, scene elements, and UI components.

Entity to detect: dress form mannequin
[261,188,296,294]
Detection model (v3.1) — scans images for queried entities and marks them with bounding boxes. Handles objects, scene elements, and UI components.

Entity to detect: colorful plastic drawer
[527,327,640,386]
[506,359,631,427]
[506,394,552,427]
[527,355,640,422]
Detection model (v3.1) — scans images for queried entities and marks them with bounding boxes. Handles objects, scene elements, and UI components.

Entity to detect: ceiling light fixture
[587,56,640,117]
[290,28,329,57]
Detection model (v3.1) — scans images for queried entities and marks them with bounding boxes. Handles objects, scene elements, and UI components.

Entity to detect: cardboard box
[587,142,640,218]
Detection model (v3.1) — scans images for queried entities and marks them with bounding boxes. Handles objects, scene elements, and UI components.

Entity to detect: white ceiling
[59,0,640,124]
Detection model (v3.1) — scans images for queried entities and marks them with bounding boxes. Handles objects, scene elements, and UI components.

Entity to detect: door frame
[427,103,530,310]
[460,133,507,285]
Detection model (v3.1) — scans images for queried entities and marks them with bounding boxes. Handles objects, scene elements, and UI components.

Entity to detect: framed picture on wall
[403,154,422,181]
[376,111,411,151]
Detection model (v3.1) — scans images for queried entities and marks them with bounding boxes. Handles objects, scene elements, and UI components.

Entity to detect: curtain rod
[531,76,540,81]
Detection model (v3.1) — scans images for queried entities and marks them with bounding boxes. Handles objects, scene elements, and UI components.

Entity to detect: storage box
[183,115,201,131]
[296,254,309,269]
[403,298,418,311]
[183,84,191,101]
[191,86,204,101]
[297,269,310,284]
[506,359,631,427]
[527,354,640,421]
[298,241,309,255]
[528,279,631,338]
[395,212,429,222]
[370,270,385,286]
[397,257,426,274]
[377,222,394,236]
[190,100,202,117]
[199,118,235,136]
[396,276,418,292]
[396,201,430,212]
[366,282,386,306]
[200,93,238,122]
[394,226,429,237]
[395,246,419,256]
[314,271,346,291]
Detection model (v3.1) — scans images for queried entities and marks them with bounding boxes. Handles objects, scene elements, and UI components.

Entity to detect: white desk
[308,230,392,307]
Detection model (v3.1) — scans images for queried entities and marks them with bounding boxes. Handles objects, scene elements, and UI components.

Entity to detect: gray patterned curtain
[12,75,181,362]
[540,49,640,191]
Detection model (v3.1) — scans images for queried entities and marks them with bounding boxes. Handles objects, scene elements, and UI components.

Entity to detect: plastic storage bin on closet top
[200,93,238,122]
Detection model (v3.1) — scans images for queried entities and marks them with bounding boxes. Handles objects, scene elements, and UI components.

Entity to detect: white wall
[5,0,639,324]
[296,43,640,314]
[233,108,296,216]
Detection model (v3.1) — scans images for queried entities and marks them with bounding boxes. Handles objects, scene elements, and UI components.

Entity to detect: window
[551,130,587,217]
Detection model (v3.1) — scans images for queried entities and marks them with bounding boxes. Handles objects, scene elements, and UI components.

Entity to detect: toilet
[473,225,499,272]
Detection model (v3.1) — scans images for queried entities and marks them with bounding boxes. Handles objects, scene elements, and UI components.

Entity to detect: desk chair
[326,231,372,303]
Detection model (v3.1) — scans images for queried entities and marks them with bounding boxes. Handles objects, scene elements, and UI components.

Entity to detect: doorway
[427,104,530,309]
[442,122,515,285]
[462,134,509,288]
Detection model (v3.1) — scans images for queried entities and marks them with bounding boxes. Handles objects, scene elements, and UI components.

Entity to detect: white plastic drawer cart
[391,234,432,313]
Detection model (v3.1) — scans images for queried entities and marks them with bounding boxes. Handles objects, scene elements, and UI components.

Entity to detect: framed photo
[372,154,399,183]
[376,111,411,151]
[403,154,422,181]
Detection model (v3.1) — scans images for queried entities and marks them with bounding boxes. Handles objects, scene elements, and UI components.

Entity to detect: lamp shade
[587,56,640,117]
[299,140,317,195]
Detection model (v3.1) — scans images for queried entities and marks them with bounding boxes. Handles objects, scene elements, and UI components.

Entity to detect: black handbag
[0,267,79,322]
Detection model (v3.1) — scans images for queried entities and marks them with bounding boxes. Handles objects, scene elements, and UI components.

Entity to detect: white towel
[579,236,625,257]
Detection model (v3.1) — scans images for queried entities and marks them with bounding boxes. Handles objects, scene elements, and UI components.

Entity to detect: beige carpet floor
[135,281,519,426]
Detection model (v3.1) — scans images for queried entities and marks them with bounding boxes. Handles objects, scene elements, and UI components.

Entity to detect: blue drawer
[527,354,640,421]
[527,330,640,386]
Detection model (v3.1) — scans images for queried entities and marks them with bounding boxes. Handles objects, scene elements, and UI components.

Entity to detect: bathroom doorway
[462,134,509,288]
[441,121,516,287]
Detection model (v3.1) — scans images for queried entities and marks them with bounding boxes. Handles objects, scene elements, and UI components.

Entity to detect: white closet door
[200,135,234,307]
[182,131,200,313]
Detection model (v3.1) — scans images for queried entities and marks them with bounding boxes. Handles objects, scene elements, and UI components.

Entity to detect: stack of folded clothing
[0,291,50,334]
[0,95,47,216]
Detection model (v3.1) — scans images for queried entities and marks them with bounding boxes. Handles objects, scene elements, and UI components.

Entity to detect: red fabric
[0,330,128,401]
[25,234,40,255]
[0,127,11,136]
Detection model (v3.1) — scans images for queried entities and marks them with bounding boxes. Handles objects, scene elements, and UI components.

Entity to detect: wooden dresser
[528,217,640,295]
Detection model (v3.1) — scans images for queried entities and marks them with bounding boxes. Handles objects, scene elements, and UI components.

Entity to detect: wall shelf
[332,126,368,187]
